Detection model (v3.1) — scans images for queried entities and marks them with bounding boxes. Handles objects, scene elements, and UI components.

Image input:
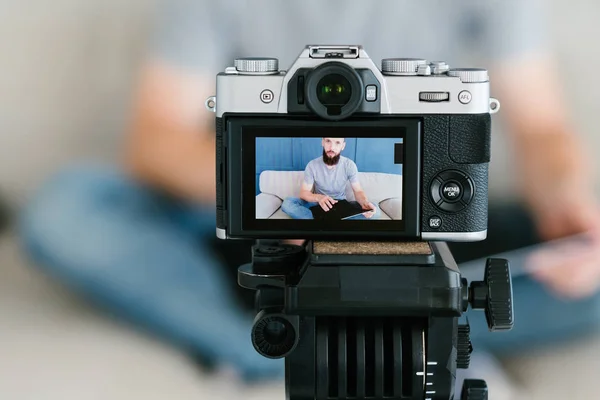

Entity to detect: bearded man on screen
[281,137,379,220]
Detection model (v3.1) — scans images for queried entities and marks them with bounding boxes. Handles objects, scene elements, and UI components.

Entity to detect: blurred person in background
[16,0,600,392]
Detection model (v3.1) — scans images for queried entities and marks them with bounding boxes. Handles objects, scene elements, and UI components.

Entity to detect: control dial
[234,57,279,75]
[419,92,450,102]
[430,170,474,213]
[382,58,427,75]
[447,68,489,83]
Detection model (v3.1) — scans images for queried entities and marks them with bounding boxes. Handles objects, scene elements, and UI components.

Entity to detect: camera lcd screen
[255,137,403,222]
[236,122,420,236]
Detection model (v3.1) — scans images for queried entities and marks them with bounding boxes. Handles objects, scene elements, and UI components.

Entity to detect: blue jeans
[17,165,600,380]
[281,197,381,220]
[17,164,283,382]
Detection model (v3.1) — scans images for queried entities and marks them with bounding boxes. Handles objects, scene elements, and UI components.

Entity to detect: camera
[206,45,500,241]
[206,46,512,400]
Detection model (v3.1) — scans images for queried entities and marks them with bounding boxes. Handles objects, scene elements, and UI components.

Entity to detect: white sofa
[255,170,403,220]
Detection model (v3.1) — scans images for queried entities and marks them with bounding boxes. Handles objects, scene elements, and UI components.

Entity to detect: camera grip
[449,114,491,164]
[421,116,488,235]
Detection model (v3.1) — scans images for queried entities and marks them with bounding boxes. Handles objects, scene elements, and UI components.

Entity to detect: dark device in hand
[206,45,512,399]
[310,200,371,221]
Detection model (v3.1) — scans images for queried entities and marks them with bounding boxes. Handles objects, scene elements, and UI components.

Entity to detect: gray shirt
[151,0,548,80]
[304,156,359,200]
[149,0,550,200]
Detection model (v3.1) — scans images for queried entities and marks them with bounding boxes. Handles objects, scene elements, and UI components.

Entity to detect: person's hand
[525,199,600,299]
[318,195,337,212]
[519,133,600,298]
[527,229,600,299]
[360,201,377,219]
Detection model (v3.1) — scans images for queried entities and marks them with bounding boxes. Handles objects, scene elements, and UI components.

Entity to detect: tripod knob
[461,379,488,400]
[252,243,306,274]
[251,311,299,359]
[469,258,514,331]
[457,323,472,369]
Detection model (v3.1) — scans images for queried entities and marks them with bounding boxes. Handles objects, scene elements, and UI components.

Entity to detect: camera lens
[305,62,364,120]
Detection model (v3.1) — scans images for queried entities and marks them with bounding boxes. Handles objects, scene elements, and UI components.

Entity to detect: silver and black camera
[207,46,512,400]
[207,45,500,241]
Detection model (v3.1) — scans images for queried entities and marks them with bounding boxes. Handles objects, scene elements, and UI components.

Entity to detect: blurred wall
[489,2,600,200]
[0,1,157,206]
[1,1,599,207]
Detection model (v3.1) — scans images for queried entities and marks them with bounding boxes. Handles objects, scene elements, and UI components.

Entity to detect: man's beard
[323,149,341,166]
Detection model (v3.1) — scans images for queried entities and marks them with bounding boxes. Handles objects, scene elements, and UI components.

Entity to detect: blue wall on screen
[255,137,403,195]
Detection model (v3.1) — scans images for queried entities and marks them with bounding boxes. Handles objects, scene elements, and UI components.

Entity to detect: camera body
[207,46,512,399]
[208,45,500,241]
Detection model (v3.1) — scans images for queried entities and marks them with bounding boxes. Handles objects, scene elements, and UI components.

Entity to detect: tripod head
[238,240,513,400]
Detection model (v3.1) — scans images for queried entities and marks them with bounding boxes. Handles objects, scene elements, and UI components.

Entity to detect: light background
[1,2,600,399]
[1,1,600,207]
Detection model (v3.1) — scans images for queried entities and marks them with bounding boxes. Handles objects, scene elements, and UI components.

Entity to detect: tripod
[238,240,514,400]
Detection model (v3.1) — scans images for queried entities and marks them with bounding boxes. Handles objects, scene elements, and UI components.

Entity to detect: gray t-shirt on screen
[304,156,359,200]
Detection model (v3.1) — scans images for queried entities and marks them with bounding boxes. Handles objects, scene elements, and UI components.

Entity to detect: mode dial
[382,58,427,75]
[234,57,279,75]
